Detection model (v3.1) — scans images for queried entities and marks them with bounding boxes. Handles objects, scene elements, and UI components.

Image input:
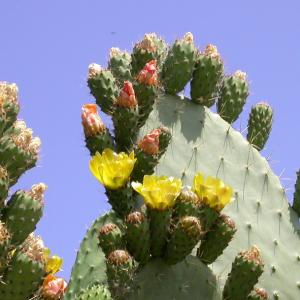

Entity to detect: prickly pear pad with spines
[0,251,45,300]
[247,102,273,151]
[75,283,112,300]
[140,93,300,299]
[2,190,43,246]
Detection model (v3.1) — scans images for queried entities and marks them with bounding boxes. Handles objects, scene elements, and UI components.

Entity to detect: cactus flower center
[192,173,233,211]
[132,175,182,210]
[90,148,136,190]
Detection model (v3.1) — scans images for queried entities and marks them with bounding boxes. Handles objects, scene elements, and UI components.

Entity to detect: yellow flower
[90,148,136,190]
[45,255,63,274]
[132,175,182,210]
[192,173,233,211]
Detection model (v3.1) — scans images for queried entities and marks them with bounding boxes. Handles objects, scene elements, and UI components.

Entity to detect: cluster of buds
[204,44,221,60]
[116,81,137,108]
[234,70,247,81]
[239,246,263,265]
[87,63,102,79]
[138,128,161,155]
[27,183,48,205]
[11,120,41,155]
[183,32,194,44]
[136,60,158,86]
[21,233,46,263]
[81,104,106,137]
[0,81,19,108]
[136,33,158,53]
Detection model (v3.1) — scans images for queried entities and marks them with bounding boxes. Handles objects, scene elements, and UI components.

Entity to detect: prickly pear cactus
[66,33,300,300]
[0,82,67,300]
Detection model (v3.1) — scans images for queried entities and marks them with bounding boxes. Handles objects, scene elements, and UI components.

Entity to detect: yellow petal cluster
[90,148,136,190]
[192,173,233,211]
[43,248,63,274]
[132,175,182,210]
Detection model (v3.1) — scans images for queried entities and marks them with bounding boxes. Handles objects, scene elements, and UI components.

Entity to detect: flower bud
[138,128,161,155]
[136,60,158,86]
[116,81,137,108]
[81,104,106,137]
[42,274,67,300]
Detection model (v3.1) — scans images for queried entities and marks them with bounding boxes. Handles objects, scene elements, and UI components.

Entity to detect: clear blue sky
[1,0,300,280]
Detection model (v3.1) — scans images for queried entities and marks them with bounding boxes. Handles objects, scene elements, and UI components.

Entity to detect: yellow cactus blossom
[90,148,136,190]
[45,255,63,274]
[132,175,182,210]
[192,173,233,211]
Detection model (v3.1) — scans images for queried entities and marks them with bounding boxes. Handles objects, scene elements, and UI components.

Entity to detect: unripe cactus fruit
[162,32,197,94]
[247,287,268,300]
[165,216,202,265]
[247,102,273,151]
[87,64,118,115]
[98,223,124,257]
[223,246,264,300]
[113,81,139,151]
[108,47,132,85]
[217,70,249,123]
[191,44,224,107]
[197,214,236,264]
[0,81,19,136]
[106,250,135,299]
[81,104,114,155]
[2,183,46,245]
[125,211,150,264]
[131,33,167,76]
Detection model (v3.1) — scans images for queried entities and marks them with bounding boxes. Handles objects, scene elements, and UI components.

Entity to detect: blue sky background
[1,0,300,280]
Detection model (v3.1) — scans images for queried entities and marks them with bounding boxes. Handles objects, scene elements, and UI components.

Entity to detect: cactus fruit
[247,102,273,151]
[165,216,202,264]
[0,82,66,300]
[223,246,264,300]
[81,104,114,155]
[217,70,249,123]
[66,32,300,300]
[197,214,236,264]
[87,64,118,115]
[109,48,132,85]
[162,32,197,94]
[131,33,167,76]
[191,44,224,107]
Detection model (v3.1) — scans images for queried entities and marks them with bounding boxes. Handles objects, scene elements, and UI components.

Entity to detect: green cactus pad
[85,130,114,156]
[0,102,19,137]
[134,82,158,128]
[88,68,119,115]
[125,211,150,264]
[98,223,124,257]
[223,247,264,300]
[140,93,300,299]
[165,216,202,265]
[161,33,197,95]
[108,48,132,85]
[0,251,44,300]
[197,214,236,265]
[131,33,167,76]
[65,212,123,300]
[113,106,139,151]
[2,190,43,246]
[75,283,112,300]
[217,71,249,123]
[247,102,273,151]
[190,47,224,107]
[0,165,9,208]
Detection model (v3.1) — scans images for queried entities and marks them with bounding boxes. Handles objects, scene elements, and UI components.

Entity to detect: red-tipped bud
[136,60,158,86]
[116,81,137,108]
[81,104,106,137]
[42,274,67,300]
[138,128,161,155]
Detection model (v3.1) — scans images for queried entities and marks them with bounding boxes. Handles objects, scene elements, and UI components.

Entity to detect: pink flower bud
[81,104,106,137]
[138,128,161,155]
[136,60,158,86]
[43,274,67,300]
[116,81,137,108]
